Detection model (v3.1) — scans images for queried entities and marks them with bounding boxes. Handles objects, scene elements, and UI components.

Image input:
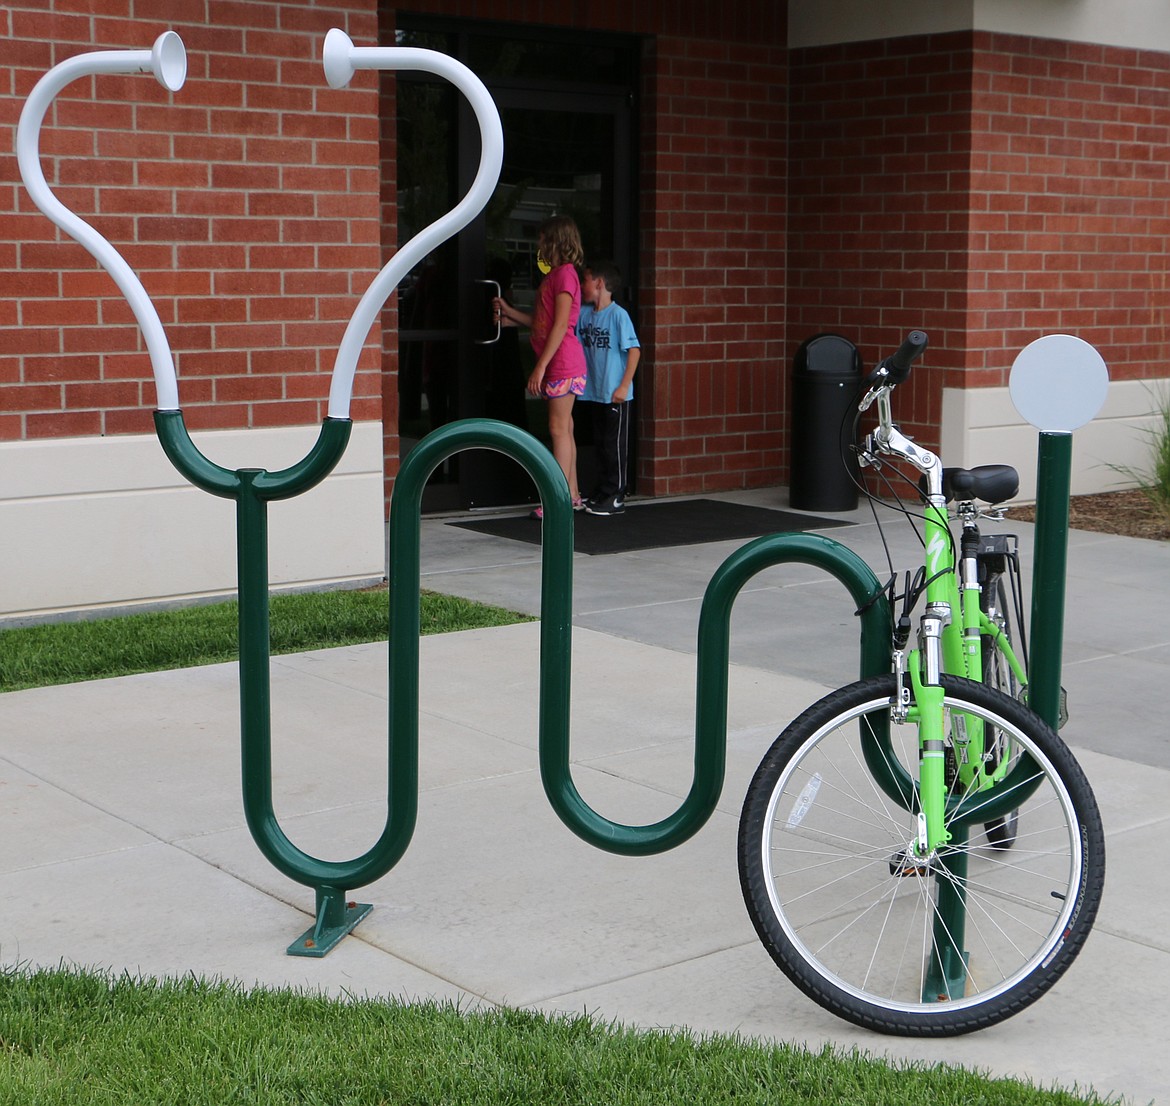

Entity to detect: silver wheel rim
[758,690,1082,1015]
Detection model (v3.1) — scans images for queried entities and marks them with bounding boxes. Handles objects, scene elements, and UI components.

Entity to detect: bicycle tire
[738,673,1104,1036]
[980,574,1019,848]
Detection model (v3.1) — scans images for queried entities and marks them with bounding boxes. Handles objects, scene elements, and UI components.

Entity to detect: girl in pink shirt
[494,215,587,516]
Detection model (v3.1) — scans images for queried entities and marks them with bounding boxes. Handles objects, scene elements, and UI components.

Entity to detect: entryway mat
[448,498,851,556]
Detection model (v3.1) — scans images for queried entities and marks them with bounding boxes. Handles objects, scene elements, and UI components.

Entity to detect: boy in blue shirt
[578,261,641,516]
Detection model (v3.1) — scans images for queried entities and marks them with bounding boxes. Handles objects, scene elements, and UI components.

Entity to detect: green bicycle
[738,332,1105,1036]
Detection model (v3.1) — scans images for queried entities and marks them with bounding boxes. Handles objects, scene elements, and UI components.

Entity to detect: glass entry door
[396,25,636,511]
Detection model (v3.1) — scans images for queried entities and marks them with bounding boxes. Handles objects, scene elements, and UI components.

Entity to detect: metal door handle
[474,278,501,344]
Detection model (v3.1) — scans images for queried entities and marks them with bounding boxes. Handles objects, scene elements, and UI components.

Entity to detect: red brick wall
[22,10,1165,502]
[787,31,1170,457]
[786,33,978,452]
[2,1,383,442]
[5,0,789,497]
[637,34,788,495]
[380,2,788,495]
[968,32,1170,388]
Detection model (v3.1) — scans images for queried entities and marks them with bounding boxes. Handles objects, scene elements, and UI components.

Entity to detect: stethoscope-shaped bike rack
[18,30,891,956]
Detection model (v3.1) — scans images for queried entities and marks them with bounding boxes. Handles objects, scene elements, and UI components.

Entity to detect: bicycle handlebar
[873,330,929,385]
[859,329,942,485]
[859,330,929,416]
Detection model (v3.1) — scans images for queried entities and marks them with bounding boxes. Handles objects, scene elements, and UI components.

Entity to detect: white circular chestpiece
[1009,334,1109,432]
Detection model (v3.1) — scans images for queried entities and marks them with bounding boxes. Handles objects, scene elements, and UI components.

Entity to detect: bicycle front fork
[910,604,973,1001]
[911,604,953,856]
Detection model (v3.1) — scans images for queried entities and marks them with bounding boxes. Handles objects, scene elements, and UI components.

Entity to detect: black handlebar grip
[883,330,929,384]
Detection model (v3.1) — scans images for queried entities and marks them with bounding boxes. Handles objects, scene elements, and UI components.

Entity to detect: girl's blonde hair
[538,215,584,269]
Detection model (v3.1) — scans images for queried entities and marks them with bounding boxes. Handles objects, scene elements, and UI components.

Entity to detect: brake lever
[858,382,887,413]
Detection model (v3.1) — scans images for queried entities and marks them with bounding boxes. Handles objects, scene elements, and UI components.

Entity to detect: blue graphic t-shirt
[578,302,640,403]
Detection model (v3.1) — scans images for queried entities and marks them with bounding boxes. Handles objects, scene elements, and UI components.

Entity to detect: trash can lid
[793,333,862,377]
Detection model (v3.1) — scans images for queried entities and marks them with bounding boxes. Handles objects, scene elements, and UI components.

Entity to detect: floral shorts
[542,373,586,399]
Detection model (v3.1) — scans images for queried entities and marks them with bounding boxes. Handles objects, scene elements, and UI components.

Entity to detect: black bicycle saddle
[941,464,1019,504]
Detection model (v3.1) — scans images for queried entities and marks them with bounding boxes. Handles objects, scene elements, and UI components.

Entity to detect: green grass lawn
[0,968,1111,1106]
[0,593,1113,1105]
[0,587,531,692]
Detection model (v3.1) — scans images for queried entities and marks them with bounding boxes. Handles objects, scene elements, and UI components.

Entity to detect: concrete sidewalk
[1,489,1167,1104]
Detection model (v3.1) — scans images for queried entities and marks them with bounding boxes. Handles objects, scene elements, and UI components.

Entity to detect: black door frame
[394,17,640,512]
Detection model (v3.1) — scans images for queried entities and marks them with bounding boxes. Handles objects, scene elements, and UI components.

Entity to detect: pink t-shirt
[530,264,586,381]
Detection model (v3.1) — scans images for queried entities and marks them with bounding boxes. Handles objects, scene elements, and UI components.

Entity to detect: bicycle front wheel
[738,674,1104,1036]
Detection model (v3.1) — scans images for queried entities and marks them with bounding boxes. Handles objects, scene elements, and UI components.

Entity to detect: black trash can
[789,333,862,511]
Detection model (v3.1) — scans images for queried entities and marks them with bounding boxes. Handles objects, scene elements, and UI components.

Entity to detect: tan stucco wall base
[0,422,386,623]
[941,379,1169,502]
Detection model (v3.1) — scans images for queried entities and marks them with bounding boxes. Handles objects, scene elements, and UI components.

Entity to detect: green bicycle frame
[906,499,975,996]
[921,498,1028,783]
[890,497,1030,859]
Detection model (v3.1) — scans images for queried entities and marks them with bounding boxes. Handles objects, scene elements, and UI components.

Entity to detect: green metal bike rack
[156,413,894,954]
[155,410,381,954]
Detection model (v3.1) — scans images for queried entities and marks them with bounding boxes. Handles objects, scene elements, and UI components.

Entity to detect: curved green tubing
[155,410,353,501]
[154,412,891,937]
[390,418,894,859]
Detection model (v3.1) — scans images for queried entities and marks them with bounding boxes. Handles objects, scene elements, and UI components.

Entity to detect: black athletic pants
[591,400,631,500]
